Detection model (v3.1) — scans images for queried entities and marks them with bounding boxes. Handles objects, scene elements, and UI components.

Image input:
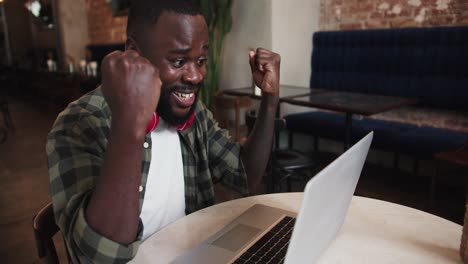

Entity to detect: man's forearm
[86,120,145,244]
[241,95,279,194]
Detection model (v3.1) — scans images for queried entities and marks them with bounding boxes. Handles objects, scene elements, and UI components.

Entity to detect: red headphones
[145,112,195,134]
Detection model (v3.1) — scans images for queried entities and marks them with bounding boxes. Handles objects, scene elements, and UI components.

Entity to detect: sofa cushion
[351,117,413,152]
[285,111,346,141]
[285,111,411,151]
[285,111,468,158]
[398,126,467,158]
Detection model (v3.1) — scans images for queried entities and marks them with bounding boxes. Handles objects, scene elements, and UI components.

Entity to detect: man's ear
[125,37,141,53]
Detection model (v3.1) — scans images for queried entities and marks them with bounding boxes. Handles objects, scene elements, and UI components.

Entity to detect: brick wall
[85,0,127,44]
[320,0,468,30]
[84,0,468,42]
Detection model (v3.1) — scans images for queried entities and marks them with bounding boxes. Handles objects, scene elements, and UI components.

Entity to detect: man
[47,0,280,262]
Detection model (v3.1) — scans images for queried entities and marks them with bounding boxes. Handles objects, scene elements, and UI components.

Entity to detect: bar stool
[245,110,318,193]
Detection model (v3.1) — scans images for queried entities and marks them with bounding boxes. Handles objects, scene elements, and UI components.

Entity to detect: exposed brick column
[85,0,127,44]
[320,0,468,30]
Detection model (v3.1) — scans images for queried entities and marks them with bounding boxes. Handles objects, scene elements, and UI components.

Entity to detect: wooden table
[131,194,461,263]
[223,85,319,101]
[223,85,320,145]
[281,91,416,149]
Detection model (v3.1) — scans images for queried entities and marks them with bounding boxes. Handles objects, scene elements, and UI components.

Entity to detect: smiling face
[135,11,209,125]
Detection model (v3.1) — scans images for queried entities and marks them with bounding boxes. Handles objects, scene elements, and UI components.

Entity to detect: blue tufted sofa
[285,26,468,160]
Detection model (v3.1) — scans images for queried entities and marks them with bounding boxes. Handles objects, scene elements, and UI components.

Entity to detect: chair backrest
[245,109,286,136]
[245,110,290,192]
[245,109,286,154]
[32,202,63,264]
[213,91,252,142]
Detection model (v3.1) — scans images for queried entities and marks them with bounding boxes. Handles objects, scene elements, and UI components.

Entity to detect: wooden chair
[211,92,251,199]
[213,91,252,143]
[32,202,69,264]
[245,110,318,193]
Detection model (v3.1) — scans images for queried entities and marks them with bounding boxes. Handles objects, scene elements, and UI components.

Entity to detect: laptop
[173,132,373,264]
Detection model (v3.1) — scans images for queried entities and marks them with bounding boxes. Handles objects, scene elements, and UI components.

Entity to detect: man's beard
[156,83,200,126]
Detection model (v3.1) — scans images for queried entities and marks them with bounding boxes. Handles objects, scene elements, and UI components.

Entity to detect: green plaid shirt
[46,88,249,263]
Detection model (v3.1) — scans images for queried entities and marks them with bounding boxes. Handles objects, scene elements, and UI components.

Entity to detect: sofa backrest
[310,26,468,111]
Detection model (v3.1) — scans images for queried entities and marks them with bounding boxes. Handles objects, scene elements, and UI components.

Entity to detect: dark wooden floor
[0,100,64,263]
[0,99,465,263]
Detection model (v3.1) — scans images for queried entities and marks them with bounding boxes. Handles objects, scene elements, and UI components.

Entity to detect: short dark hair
[127,0,202,41]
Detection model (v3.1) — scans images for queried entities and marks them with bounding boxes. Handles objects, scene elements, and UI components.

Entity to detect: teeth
[174,92,194,100]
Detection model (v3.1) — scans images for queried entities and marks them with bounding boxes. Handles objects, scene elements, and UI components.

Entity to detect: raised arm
[241,48,280,194]
[85,50,161,244]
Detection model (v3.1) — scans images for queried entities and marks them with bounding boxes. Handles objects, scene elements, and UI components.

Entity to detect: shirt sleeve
[46,106,143,263]
[203,104,250,197]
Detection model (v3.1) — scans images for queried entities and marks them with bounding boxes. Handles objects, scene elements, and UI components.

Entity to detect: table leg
[0,127,6,144]
[344,113,353,151]
[275,103,281,147]
[429,170,437,211]
[275,102,281,118]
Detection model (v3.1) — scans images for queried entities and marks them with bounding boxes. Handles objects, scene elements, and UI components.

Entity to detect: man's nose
[182,63,203,85]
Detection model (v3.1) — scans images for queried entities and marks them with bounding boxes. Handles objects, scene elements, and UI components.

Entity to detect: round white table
[130,194,462,263]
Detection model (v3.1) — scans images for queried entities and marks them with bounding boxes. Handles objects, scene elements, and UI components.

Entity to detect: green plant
[197,0,233,109]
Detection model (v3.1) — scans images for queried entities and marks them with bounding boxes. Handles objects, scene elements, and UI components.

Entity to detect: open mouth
[172,91,196,108]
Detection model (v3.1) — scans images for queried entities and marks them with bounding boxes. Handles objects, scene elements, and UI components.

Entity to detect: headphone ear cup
[175,112,196,131]
[145,112,159,134]
[146,112,195,134]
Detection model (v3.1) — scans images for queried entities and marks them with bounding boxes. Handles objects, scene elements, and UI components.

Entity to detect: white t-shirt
[139,120,186,240]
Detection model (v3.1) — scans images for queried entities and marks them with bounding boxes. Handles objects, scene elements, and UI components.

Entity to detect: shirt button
[139,186,144,192]
[143,142,149,149]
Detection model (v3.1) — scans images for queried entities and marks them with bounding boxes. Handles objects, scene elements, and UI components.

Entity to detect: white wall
[220,0,321,116]
[219,0,272,90]
[272,0,319,87]
[271,0,320,117]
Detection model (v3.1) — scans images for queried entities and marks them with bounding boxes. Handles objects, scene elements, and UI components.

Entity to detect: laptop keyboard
[232,216,295,264]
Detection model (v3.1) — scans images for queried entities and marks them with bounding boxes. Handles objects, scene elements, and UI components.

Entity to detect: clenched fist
[101,50,161,135]
[249,48,281,97]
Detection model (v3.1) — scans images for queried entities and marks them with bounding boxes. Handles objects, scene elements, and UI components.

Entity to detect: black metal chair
[245,110,317,192]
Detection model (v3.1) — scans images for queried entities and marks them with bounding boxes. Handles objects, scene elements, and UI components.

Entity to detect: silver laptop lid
[284,132,373,264]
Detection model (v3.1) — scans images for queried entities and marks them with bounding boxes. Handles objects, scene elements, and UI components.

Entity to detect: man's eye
[173,59,185,68]
[198,58,208,67]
